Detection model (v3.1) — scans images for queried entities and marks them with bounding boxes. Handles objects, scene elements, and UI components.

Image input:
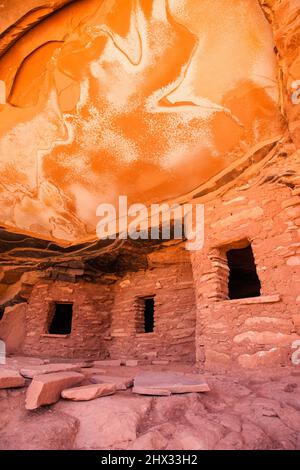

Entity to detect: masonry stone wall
[22,281,114,359]
[21,248,197,362]
[108,247,197,362]
[12,161,300,368]
[191,178,300,369]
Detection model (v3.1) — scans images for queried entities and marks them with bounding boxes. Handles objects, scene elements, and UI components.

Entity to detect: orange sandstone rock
[61,383,116,401]
[0,368,25,389]
[25,371,84,409]
[20,363,83,378]
[0,0,283,242]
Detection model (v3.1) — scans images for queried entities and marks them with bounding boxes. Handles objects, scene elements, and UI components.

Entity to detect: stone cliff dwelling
[0,0,300,452]
[1,177,300,369]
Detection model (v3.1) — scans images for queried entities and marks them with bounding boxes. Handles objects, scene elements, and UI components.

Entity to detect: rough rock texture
[94,360,122,367]
[0,0,298,373]
[0,0,299,452]
[90,375,134,391]
[22,280,114,359]
[13,246,196,362]
[0,389,79,450]
[109,247,196,362]
[259,0,300,146]
[3,356,45,369]
[1,365,300,450]
[0,0,282,242]
[0,304,26,354]
[133,372,210,395]
[20,363,83,378]
[55,394,152,449]
[25,371,84,409]
[0,368,25,389]
[190,148,300,368]
[81,367,106,378]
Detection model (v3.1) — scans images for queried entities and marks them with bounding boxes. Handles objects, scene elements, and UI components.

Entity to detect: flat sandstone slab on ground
[25,371,84,410]
[133,386,171,396]
[61,383,117,401]
[133,372,210,395]
[81,368,106,378]
[0,368,26,389]
[20,363,82,378]
[4,357,45,370]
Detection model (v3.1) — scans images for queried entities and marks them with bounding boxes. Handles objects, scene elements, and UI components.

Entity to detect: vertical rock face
[0,0,283,241]
[259,0,300,146]
[0,304,26,354]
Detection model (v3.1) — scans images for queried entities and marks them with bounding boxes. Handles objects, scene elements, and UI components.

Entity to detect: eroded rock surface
[133,371,210,395]
[20,362,83,378]
[25,371,84,409]
[0,369,25,389]
[0,0,283,242]
[0,0,298,313]
[61,383,116,401]
[1,366,300,450]
[90,374,134,391]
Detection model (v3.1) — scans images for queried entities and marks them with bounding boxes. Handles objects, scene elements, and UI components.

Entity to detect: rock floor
[0,358,300,450]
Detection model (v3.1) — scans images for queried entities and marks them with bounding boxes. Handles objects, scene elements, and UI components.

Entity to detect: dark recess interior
[226,245,261,299]
[144,297,155,333]
[49,302,73,335]
[0,307,4,321]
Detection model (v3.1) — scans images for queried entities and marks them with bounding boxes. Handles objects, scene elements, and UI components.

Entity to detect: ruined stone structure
[0,0,299,372]
[2,150,300,369]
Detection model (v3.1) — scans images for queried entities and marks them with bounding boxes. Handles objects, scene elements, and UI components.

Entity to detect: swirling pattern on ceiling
[0,0,283,242]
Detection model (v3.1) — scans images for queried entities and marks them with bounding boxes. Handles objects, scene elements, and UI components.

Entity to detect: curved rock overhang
[0,0,293,242]
[0,0,298,307]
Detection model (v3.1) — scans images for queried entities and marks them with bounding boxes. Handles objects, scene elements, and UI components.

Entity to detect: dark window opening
[0,307,4,321]
[144,297,155,333]
[48,303,73,335]
[226,245,261,300]
[136,296,155,333]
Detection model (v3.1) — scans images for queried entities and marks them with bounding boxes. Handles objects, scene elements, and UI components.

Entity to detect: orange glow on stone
[0,0,283,241]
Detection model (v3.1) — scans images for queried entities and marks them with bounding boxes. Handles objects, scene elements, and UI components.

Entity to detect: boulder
[25,371,84,410]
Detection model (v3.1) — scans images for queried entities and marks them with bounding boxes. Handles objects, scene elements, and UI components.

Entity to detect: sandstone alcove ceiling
[0,0,287,243]
[1,5,300,451]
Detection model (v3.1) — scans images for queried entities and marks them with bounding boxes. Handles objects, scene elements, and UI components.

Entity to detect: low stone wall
[22,281,114,359]
[19,247,196,362]
[109,247,197,363]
